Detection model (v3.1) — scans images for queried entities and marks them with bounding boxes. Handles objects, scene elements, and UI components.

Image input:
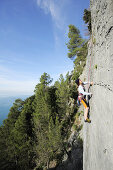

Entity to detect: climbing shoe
[84,118,91,123]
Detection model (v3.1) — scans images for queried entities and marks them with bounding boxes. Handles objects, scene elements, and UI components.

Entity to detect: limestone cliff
[83,0,113,170]
[54,1,113,169]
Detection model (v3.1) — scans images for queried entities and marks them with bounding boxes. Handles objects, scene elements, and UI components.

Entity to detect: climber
[75,79,93,123]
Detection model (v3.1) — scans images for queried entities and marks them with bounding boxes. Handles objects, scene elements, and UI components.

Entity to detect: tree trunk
[47,160,49,169]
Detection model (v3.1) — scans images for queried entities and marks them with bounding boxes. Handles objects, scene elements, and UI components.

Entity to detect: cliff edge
[83,0,113,170]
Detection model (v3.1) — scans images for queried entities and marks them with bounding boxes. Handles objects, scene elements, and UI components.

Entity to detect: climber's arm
[83,82,93,86]
[79,86,92,96]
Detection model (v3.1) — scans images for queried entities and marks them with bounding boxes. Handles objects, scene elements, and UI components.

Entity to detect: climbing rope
[86,33,94,105]
[88,33,94,89]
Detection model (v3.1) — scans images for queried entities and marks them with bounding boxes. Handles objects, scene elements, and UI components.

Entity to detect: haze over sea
[0,95,29,125]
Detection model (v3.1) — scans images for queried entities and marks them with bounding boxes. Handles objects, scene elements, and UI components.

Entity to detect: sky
[0,0,90,97]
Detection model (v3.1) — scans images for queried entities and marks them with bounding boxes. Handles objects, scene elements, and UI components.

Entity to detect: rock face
[83,0,113,170]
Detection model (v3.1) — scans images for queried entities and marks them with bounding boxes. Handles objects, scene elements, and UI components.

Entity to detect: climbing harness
[77,93,83,105]
[78,92,84,100]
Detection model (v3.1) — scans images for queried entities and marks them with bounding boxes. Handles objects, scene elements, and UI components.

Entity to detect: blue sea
[0,95,29,126]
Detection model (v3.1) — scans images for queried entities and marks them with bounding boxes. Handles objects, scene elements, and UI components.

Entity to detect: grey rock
[83,0,113,170]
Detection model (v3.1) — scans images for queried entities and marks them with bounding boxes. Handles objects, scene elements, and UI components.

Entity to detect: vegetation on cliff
[83,9,92,34]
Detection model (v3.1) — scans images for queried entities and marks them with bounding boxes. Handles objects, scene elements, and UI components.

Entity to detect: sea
[0,95,29,126]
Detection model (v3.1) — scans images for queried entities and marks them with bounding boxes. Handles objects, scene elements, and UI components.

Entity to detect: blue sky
[0,0,90,97]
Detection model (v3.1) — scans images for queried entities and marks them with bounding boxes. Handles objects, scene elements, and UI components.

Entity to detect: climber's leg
[81,98,91,123]
[84,107,89,120]
[81,98,88,109]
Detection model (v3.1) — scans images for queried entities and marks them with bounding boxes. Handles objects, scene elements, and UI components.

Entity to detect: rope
[88,34,93,88]
[86,34,93,104]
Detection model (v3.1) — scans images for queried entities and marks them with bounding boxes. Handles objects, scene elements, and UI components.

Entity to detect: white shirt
[78,82,91,96]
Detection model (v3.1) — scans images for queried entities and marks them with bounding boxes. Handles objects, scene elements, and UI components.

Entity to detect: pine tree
[83,9,92,34]
[0,99,24,169]
[66,25,88,80]
[9,96,35,169]
[66,25,85,59]
[33,73,63,169]
[54,74,70,121]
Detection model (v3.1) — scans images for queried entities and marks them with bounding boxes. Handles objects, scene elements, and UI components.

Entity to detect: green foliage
[0,71,81,169]
[73,43,87,78]
[33,73,64,169]
[0,97,35,170]
[77,137,83,148]
[94,64,97,69]
[83,9,92,34]
[40,72,53,86]
[66,25,88,81]
[93,38,96,45]
[66,25,85,59]
[10,96,35,169]
[0,99,24,169]
[54,74,70,120]
[72,111,83,136]
[54,73,78,144]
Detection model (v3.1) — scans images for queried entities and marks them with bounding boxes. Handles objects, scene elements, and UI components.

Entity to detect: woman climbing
[75,79,93,123]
